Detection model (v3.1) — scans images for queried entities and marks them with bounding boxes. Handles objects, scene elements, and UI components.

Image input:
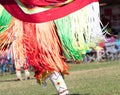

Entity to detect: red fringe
[22,21,69,80]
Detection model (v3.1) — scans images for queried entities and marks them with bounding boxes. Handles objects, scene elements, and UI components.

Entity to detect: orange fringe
[22,21,69,80]
[0,18,15,50]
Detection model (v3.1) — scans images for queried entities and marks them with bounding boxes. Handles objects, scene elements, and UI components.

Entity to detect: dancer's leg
[16,69,22,81]
[50,71,69,95]
[14,59,22,80]
[24,68,30,80]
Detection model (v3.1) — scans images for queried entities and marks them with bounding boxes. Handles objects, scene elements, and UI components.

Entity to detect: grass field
[0,60,120,95]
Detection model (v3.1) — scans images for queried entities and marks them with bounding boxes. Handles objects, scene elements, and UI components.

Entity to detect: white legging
[50,71,69,95]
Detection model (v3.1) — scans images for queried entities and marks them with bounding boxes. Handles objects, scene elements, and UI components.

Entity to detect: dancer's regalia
[0,0,103,94]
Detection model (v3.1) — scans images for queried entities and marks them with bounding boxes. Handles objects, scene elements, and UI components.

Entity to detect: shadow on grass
[0,77,35,82]
[68,94,89,95]
[69,94,89,95]
[54,93,90,95]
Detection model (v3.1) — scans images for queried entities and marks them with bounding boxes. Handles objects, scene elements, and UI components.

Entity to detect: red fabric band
[0,0,98,23]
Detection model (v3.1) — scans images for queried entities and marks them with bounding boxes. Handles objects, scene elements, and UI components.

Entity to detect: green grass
[0,60,120,95]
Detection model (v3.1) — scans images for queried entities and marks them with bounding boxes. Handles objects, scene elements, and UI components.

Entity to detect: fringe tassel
[0,5,15,49]
[22,21,68,81]
[0,5,13,33]
[12,19,27,71]
[55,2,104,61]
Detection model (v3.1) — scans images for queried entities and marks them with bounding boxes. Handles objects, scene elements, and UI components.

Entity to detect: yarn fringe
[55,2,104,61]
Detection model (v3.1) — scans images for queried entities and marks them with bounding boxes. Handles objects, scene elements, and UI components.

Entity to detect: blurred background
[100,0,120,35]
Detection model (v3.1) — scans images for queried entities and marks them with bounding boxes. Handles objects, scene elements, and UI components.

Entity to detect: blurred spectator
[0,50,9,74]
[105,34,116,43]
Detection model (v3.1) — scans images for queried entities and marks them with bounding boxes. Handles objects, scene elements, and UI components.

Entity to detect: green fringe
[55,2,103,61]
[0,5,13,33]
[55,16,88,60]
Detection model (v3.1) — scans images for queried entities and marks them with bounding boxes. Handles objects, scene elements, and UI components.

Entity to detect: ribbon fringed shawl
[0,0,104,81]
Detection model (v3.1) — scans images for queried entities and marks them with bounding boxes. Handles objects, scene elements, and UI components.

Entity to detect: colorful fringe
[22,21,68,81]
[55,2,103,60]
[0,6,68,82]
[0,5,14,50]
[0,0,104,82]
[12,20,28,72]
